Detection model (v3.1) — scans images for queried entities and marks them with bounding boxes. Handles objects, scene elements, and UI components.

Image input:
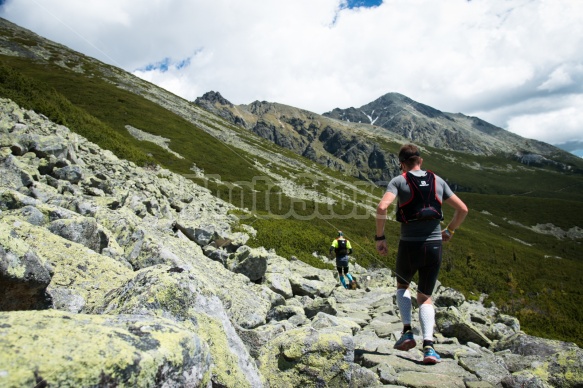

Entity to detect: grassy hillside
[0,57,582,346]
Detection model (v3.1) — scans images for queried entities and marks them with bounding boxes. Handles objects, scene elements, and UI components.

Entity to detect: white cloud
[506,97,583,145]
[2,0,583,149]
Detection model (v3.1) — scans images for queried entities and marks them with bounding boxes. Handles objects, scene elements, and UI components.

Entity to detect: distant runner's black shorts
[336,256,349,275]
[395,240,442,296]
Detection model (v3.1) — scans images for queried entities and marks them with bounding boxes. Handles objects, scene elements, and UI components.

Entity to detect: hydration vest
[396,171,444,223]
[335,238,348,256]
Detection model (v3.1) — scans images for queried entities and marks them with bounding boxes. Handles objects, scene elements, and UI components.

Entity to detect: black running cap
[399,150,420,162]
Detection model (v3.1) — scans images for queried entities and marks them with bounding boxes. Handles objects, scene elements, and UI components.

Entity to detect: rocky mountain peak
[194,90,234,107]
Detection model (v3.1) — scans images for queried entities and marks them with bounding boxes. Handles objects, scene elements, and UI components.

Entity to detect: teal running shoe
[393,330,416,351]
[423,346,441,364]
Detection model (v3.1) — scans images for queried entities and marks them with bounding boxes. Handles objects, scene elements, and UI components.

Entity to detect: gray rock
[458,353,511,386]
[202,244,229,265]
[0,154,34,190]
[49,287,86,313]
[52,165,83,184]
[304,296,337,318]
[10,205,46,225]
[311,312,361,335]
[264,272,293,299]
[48,217,109,254]
[227,245,268,282]
[0,310,212,387]
[96,265,266,388]
[436,306,493,347]
[494,332,578,357]
[236,322,290,359]
[0,224,52,310]
[267,304,306,323]
[434,286,466,307]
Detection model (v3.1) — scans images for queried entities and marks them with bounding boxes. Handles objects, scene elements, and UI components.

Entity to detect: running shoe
[423,346,441,364]
[393,330,416,351]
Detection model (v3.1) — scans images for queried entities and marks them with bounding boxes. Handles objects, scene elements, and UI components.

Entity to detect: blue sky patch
[344,0,383,9]
[140,56,191,73]
[142,58,171,72]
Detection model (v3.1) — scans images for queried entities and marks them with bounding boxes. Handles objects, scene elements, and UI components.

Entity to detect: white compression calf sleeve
[419,303,435,341]
[396,288,412,325]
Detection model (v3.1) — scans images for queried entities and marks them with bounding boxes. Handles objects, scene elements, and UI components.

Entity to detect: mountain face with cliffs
[322,92,559,156]
[195,91,580,184]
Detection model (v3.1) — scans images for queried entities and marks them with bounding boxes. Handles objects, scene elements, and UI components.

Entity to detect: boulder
[311,312,361,335]
[458,353,511,385]
[0,216,132,312]
[0,221,52,310]
[47,217,109,254]
[264,272,293,299]
[494,332,579,357]
[52,165,83,184]
[434,286,466,307]
[303,296,338,318]
[0,154,34,190]
[258,326,356,387]
[227,245,268,282]
[436,306,493,347]
[95,265,266,388]
[236,322,291,359]
[0,310,212,387]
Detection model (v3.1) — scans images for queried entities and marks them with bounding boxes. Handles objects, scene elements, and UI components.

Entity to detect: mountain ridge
[195,90,581,184]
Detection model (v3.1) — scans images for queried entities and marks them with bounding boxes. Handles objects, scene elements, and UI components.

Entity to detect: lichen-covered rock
[236,322,291,359]
[458,353,511,385]
[289,272,337,299]
[434,286,466,308]
[0,221,52,310]
[267,304,307,323]
[258,326,356,387]
[303,296,338,318]
[52,165,83,184]
[0,216,132,312]
[311,312,361,335]
[436,306,492,347]
[0,310,212,387]
[265,272,293,299]
[227,245,268,282]
[47,216,110,254]
[0,154,34,190]
[494,333,578,357]
[94,265,266,388]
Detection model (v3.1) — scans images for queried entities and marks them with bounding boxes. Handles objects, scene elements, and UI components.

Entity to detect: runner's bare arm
[376,191,396,255]
[442,194,468,242]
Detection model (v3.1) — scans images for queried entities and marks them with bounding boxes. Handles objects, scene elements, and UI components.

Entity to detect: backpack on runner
[335,238,349,256]
[396,171,444,223]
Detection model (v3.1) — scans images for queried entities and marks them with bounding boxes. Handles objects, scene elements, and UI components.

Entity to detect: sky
[1,0,582,157]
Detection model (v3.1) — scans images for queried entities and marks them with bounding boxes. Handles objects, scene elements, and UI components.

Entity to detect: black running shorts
[395,240,442,296]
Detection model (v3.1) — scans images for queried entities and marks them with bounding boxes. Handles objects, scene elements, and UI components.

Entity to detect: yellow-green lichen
[555,349,583,383]
[0,216,132,311]
[258,327,350,387]
[0,310,210,388]
[191,312,252,388]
